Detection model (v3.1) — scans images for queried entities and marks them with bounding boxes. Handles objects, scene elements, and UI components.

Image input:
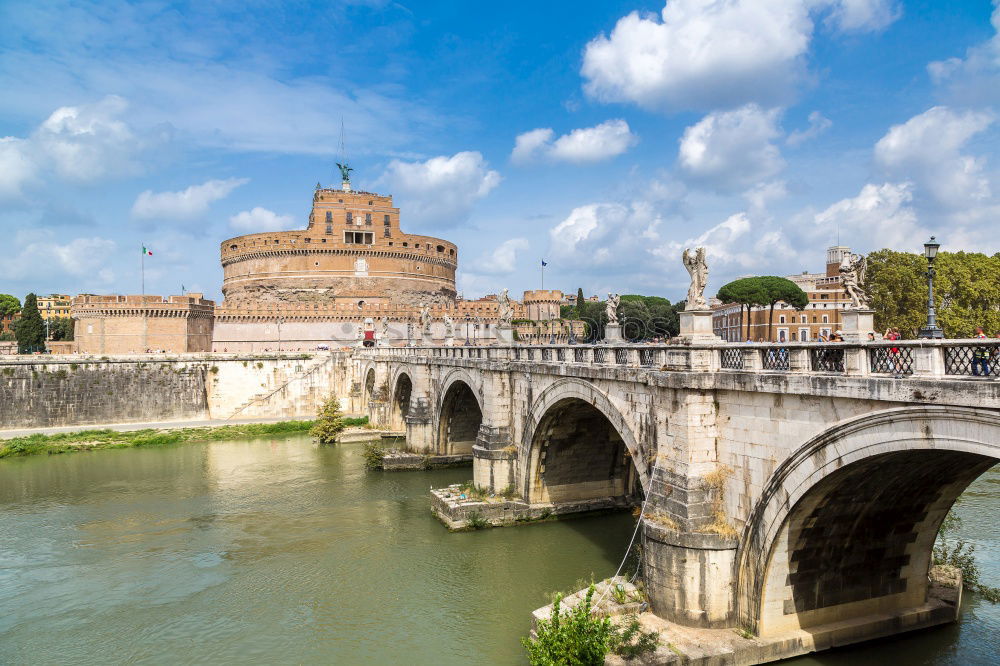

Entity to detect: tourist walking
[884,327,902,378]
[972,327,991,377]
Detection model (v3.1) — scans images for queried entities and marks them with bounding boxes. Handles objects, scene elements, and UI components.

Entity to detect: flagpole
[541,263,545,290]
[141,243,145,296]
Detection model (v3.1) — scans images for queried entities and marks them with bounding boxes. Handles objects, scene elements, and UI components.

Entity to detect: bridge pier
[473,424,516,492]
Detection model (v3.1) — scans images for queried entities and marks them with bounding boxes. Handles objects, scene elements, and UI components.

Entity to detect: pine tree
[14,293,45,353]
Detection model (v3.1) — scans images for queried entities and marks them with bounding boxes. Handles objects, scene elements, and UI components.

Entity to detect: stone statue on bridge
[380,316,389,341]
[606,293,620,325]
[498,289,513,327]
[443,315,455,338]
[839,253,870,309]
[420,305,432,337]
[683,247,709,310]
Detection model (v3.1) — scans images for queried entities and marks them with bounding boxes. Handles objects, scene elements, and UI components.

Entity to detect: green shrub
[522,586,658,665]
[500,484,518,500]
[934,505,1000,603]
[466,511,489,530]
[361,441,386,470]
[310,395,347,444]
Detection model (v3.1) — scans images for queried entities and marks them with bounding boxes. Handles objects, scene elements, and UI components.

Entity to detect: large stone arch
[390,370,413,432]
[736,406,1000,637]
[436,369,485,455]
[520,378,650,504]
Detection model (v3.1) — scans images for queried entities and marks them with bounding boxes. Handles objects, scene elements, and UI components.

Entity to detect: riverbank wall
[0,352,350,429]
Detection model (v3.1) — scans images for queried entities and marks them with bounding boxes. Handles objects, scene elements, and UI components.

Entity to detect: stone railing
[357,340,1000,380]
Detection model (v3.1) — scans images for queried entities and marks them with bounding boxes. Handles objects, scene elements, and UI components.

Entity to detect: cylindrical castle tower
[220,185,458,307]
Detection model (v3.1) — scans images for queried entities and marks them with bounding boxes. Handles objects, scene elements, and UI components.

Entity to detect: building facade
[73,294,215,354]
[37,294,72,322]
[713,246,853,342]
[220,186,457,307]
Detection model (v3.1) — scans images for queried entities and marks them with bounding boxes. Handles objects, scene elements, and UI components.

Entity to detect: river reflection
[0,437,995,665]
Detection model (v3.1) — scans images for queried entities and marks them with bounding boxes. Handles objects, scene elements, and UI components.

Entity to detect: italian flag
[142,246,153,256]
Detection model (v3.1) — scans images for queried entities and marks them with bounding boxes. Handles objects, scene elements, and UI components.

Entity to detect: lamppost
[406,316,412,347]
[473,317,480,346]
[276,317,285,351]
[917,236,944,339]
[464,313,472,346]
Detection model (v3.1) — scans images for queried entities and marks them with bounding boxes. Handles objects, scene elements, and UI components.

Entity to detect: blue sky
[2,0,1000,303]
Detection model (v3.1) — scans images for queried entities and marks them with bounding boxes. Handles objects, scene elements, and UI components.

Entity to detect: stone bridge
[351,339,999,652]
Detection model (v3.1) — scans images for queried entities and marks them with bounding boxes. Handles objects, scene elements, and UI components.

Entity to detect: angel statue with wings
[839,253,870,309]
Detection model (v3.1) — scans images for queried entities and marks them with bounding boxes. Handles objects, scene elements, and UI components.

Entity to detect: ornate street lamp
[464,313,472,346]
[917,236,944,339]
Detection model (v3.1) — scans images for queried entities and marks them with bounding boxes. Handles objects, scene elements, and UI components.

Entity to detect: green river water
[0,435,996,665]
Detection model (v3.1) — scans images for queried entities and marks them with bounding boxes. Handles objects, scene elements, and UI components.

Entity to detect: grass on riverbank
[0,417,369,460]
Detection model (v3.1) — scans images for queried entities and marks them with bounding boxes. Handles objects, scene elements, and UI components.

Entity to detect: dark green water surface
[0,436,996,665]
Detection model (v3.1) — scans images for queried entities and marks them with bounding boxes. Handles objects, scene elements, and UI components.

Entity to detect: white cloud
[379,152,500,227]
[811,182,924,251]
[1,230,117,284]
[927,2,1000,105]
[678,105,785,191]
[824,0,900,33]
[745,180,789,214]
[132,178,249,221]
[549,201,664,268]
[786,110,833,146]
[874,106,994,209]
[476,238,530,274]
[512,120,638,164]
[0,96,149,200]
[229,207,296,232]
[581,0,899,112]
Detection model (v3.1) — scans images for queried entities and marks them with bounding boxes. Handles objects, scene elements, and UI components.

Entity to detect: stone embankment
[0,352,349,430]
[431,484,631,529]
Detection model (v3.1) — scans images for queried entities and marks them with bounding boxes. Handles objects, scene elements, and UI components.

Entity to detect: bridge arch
[390,371,413,432]
[521,378,649,505]
[736,406,1000,637]
[437,370,484,455]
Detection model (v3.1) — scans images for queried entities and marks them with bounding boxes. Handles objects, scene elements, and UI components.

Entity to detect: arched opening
[363,368,376,409]
[753,449,994,637]
[392,373,412,431]
[437,380,482,455]
[737,407,1000,639]
[528,398,643,506]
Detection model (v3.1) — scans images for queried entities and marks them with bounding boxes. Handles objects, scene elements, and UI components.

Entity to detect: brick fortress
[71,170,571,353]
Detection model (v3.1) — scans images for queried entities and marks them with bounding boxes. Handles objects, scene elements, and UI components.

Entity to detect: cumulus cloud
[786,111,833,146]
[0,96,150,200]
[810,182,924,250]
[476,238,530,274]
[229,207,296,232]
[874,106,994,209]
[927,2,1000,105]
[379,151,501,227]
[511,120,638,164]
[549,201,664,268]
[132,177,249,221]
[1,230,117,284]
[678,105,785,191]
[581,0,899,111]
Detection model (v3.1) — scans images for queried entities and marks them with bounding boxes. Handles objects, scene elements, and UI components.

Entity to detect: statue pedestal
[678,310,722,344]
[445,336,455,347]
[603,323,624,344]
[841,309,876,342]
[497,326,515,345]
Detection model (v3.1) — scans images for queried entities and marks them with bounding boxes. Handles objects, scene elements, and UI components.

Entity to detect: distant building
[73,294,215,354]
[712,246,853,342]
[37,294,72,322]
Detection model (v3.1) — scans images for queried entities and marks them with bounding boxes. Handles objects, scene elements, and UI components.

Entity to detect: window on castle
[384,215,390,225]
[822,315,829,323]
[230,244,237,250]
[326,224,332,234]
[346,212,353,224]
[365,213,372,225]
[325,211,332,223]
[437,245,444,252]
[384,228,390,238]
[344,231,373,245]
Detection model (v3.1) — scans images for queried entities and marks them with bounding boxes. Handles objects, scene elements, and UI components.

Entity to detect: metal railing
[348,339,1000,381]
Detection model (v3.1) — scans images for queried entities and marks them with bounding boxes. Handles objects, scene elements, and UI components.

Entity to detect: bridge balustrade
[574,348,588,363]
[760,347,790,371]
[721,348,744,370]
[869,345,914,376]
[593,347,607,364]
[944,343,1000,377]
[809,347,846,373]
[614,347,629,366]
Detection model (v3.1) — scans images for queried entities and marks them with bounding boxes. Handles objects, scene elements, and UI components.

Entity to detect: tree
[50,317,75,341]
[13,293,45,353]
[759,276,809,342]
[0,294,20,318]
[717,278,769,341]
[311,394,347,444]
[865,249,1000,338]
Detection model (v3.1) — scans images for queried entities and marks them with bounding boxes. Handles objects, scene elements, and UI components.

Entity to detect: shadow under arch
[390,371,413,432]
[520,378,650,505]
[735,406,1000,637]
[437,378,483,455]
